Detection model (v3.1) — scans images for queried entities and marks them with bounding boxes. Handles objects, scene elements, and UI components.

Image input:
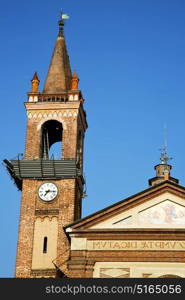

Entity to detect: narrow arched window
[77,131,83,168]
[43,236,48,253]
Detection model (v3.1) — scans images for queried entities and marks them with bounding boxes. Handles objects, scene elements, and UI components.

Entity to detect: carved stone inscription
[87,240,185,251]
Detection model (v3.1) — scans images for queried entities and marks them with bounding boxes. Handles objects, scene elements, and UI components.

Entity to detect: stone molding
[27,111,78,119]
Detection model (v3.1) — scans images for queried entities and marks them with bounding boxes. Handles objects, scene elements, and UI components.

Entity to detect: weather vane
[159,124,172,164]
[60,9,70,20]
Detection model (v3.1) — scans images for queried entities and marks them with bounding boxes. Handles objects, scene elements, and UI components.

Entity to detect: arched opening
[41,120,63,159]
[158,274,182,278]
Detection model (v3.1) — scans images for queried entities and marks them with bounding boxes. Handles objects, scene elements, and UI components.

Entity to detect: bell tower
[4,17,87,278]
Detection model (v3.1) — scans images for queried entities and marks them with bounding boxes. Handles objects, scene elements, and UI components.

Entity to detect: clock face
[38,182,58,202]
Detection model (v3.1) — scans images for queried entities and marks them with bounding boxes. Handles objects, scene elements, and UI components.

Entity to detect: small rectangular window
[43,236,48,253]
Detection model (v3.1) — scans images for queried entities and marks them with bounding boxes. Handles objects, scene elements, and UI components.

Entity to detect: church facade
[4,17,185,278]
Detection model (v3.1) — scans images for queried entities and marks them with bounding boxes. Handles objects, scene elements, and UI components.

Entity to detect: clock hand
[44,190,50,196]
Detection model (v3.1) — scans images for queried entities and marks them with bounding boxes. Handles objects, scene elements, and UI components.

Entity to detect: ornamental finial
[58,10,70,37]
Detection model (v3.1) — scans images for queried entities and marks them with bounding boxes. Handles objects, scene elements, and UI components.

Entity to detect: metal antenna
[59,9,63,19]
[164,123,167,151]
[159,124,172,164]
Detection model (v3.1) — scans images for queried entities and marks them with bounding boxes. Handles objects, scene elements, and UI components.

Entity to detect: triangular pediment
[65,182,185,231]
[90,195,185,229]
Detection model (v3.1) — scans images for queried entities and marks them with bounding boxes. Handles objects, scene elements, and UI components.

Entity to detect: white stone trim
[71,237,87,250]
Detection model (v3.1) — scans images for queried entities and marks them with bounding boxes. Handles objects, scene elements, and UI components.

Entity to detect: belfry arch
[41,120,63,159]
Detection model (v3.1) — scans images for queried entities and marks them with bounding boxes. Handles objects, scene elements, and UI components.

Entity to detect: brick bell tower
[4,17,88,278]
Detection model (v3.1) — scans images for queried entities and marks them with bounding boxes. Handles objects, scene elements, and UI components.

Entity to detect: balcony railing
[3,158,83,190]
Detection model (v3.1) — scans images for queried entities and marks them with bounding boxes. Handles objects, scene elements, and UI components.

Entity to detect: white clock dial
[38,182,58,201]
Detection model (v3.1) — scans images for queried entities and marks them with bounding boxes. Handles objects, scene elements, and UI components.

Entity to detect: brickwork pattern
[16,100,86,277]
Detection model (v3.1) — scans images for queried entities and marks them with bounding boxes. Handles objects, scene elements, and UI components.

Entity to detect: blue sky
[1,0,185,277]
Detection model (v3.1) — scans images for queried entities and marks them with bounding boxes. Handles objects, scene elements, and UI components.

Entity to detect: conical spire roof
[43,18,72,93]
[31,72,40,82]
